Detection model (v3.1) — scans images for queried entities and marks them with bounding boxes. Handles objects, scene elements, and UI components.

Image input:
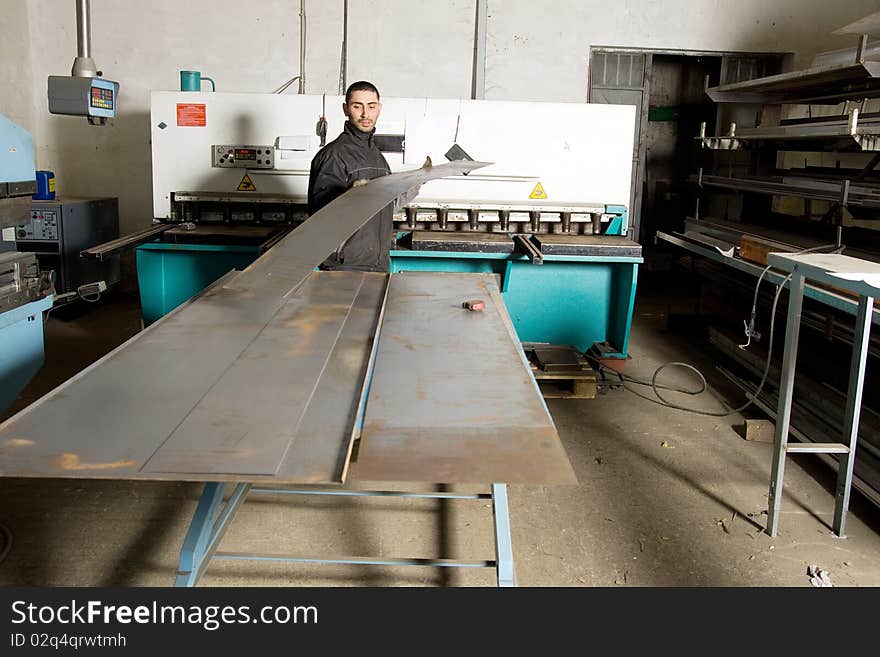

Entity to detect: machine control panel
[212,145,275,169]
[48,76,118,119]
[18,209,59,241]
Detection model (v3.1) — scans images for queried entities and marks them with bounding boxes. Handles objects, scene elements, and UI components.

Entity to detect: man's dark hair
[345,81,380,104]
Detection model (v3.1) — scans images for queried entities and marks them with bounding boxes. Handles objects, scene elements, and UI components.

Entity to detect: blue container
[0,295,53,416]
[32,170,55,200]
[136,242,261,325]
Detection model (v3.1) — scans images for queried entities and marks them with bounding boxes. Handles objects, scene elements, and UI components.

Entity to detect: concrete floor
[1,291,879,587]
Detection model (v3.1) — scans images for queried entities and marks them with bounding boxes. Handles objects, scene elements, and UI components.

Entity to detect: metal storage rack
[656,27,880,523]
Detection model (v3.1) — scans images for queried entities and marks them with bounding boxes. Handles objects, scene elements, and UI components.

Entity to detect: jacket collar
[344,120,375,146]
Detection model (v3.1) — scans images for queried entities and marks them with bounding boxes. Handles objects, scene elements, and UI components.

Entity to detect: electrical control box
[18,197,120,294]
[48,76,119,119]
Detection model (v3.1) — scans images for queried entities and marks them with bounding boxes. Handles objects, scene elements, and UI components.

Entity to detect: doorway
[588,48,787,246]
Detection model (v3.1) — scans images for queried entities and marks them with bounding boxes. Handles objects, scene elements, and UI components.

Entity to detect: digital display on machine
[90,87,114,110]
[234,148,256,161]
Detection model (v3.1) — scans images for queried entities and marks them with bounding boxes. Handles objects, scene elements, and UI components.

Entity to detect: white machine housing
[151,92,635,225]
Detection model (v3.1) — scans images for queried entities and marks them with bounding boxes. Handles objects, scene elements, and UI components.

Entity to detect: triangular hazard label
[529,182,547,199]
[237,174,256,191]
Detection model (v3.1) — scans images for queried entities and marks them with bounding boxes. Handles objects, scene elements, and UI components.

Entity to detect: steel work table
[766,253,880,537]
[0,271,575,586]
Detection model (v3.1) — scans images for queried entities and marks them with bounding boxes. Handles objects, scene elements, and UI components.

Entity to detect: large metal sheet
[141,273,377,476]
[0,163,482,481]
[226,161,487,301]
[276,274,387,483]
[354,272,577,485]
[0,272,385,484]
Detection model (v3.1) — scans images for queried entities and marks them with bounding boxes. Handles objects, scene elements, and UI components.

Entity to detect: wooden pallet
[524,344,598,400]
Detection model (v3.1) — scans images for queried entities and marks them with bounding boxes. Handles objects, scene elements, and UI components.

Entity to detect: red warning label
[176,103,206,127]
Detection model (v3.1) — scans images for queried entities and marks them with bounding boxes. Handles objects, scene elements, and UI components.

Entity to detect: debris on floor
[807,564,833,587]
[714,517,732,534]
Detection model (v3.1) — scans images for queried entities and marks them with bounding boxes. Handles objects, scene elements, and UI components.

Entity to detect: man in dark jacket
[307,80,392,272]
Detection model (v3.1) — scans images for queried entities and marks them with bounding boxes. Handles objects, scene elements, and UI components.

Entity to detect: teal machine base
[135,226,641,359]
[0,295,53,415]
[390,250,640,358]
[390,203,641,358]
[136,242,261,325]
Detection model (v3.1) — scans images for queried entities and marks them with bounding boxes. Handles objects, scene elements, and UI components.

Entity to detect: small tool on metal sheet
[462,299,485,311]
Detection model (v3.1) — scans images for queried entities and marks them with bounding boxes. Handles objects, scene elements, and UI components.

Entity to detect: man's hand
[351,178,370,188]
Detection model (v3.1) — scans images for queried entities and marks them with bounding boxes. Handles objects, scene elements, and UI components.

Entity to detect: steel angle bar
[492,483,516,587]
[175,482,251,587]
[211,553,494,569]
[705,61,880,104]
[175,482,252,587]
[250,488,491,500]
[694,175,880,208]
[80,224,174,261]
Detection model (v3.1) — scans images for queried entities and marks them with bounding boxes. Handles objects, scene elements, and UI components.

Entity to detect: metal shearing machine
[85,92,642,366]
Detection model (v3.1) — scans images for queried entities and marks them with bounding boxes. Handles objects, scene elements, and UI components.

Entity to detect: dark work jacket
[307,121,392,272]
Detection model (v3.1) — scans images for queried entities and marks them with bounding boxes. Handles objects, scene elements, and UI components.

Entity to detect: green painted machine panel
[136,242,261,326]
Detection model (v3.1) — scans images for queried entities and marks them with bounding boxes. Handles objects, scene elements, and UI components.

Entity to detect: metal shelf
[689,173,880,208]
[655,230,880,325]
[706,60,880,105]
[700,113,880,151]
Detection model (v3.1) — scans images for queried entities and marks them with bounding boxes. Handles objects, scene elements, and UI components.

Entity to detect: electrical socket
[77,280,108,297]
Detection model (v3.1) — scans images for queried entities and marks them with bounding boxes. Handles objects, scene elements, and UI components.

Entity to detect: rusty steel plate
[354,272,577,485]
[0,272,385,484]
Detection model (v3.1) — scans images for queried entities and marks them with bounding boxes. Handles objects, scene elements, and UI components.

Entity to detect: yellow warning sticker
[237,174,256,192]
[529,182,547,199]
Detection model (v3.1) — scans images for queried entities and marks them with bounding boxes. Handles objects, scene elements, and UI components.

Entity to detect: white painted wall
[3,0,878,285]
[485,0,880,102]
[0,0,35,133]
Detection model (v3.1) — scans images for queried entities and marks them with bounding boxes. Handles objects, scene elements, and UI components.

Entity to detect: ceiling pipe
[471,0,487,99]
[339,0,348,95]
[72,0,99,78]
[298,0,306,93]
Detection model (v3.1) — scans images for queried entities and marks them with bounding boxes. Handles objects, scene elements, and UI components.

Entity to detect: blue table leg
[767,273,805,537]
[176,483,226,587]
[832,294,874,537]
[492,483,516,587]
[175,482,251,587]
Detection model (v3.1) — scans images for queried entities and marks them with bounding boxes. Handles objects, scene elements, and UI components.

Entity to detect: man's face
[343,90,382,132]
